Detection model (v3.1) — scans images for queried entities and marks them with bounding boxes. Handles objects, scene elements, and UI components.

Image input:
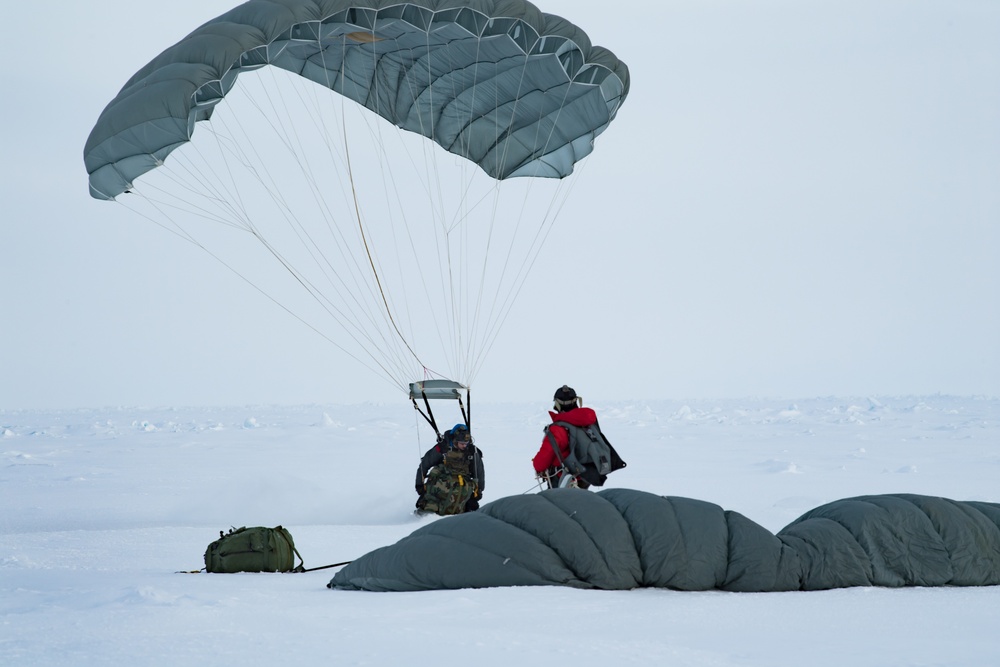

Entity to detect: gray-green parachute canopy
[329,490,1000,591]
[84,0,630,200]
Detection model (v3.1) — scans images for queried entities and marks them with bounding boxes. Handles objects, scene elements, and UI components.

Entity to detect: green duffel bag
[204,525,304,573]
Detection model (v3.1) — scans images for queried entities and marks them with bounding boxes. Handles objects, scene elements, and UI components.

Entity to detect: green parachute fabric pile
[329,489,1000,591]
[84,0,630,200]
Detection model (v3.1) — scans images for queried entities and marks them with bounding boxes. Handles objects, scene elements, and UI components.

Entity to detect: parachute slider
[409,380,469,439]
[408,379,465,400]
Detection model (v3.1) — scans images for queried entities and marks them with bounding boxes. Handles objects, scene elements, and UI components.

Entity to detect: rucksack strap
[274,525,306,572]
[544,426,566,468]
[301,559,352,573]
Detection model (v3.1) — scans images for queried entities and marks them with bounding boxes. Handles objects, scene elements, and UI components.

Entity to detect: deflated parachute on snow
[329,489,1000,591]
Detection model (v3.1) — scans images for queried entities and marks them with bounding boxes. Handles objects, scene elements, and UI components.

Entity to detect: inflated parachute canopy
[329,489,1000,592]
[84,0,630,200]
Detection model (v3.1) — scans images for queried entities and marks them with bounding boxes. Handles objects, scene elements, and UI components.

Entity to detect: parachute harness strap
[545,426,567,469]
[544,426,573,488]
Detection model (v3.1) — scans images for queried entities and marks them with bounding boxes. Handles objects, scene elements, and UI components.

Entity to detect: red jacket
[532,407,598,472]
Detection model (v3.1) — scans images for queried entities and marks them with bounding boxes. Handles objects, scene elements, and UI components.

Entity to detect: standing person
[532,385,625,489]
[415,424,485,515]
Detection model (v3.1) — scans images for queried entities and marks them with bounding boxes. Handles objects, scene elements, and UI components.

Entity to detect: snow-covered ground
[3,395,998,666]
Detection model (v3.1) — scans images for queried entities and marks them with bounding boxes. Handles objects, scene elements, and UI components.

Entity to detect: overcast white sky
[2,0,998,410]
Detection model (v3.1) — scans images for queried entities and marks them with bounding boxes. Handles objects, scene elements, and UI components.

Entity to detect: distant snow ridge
[321,412,343,428]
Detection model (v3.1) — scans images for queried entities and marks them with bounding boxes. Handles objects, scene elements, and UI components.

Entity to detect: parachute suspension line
[467,132,591,377]
[436,31,491,385]
[203,67,422,391]
[416,27,467,384]
[341,32,448,385]
[436,33,474,385]
[363,119,447,384]
[339,96,428,377]
[274,30,446,388]
[129,79,421,393]
[245,70,416,379]
[289,58,426,388]
[462,181,501,382]
[470,172,581,377]
[128,176,240,231]
[469,43,605,378]
[413,407,427,459]
[459,49,547,383]
[112,191,401,391]
[145,24,586,393]
[455,43,538,383]
[450,34,485,384]
[137,134,256,232]
[202,95,412,385]
[359,25,473,386]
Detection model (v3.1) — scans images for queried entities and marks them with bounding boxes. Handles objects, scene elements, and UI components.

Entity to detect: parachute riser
[411,393,441,439]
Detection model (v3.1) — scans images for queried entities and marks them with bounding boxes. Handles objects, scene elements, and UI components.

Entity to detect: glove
[416,484,426,496]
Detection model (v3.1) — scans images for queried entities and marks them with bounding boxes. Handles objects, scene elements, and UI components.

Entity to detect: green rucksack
[204,525,304,573]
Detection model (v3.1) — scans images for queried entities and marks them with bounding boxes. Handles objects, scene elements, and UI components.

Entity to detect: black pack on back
[204,525,304,573]
[545,420,626,487]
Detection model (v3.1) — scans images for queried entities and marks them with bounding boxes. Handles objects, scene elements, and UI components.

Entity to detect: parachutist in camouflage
[416,424,485,516]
